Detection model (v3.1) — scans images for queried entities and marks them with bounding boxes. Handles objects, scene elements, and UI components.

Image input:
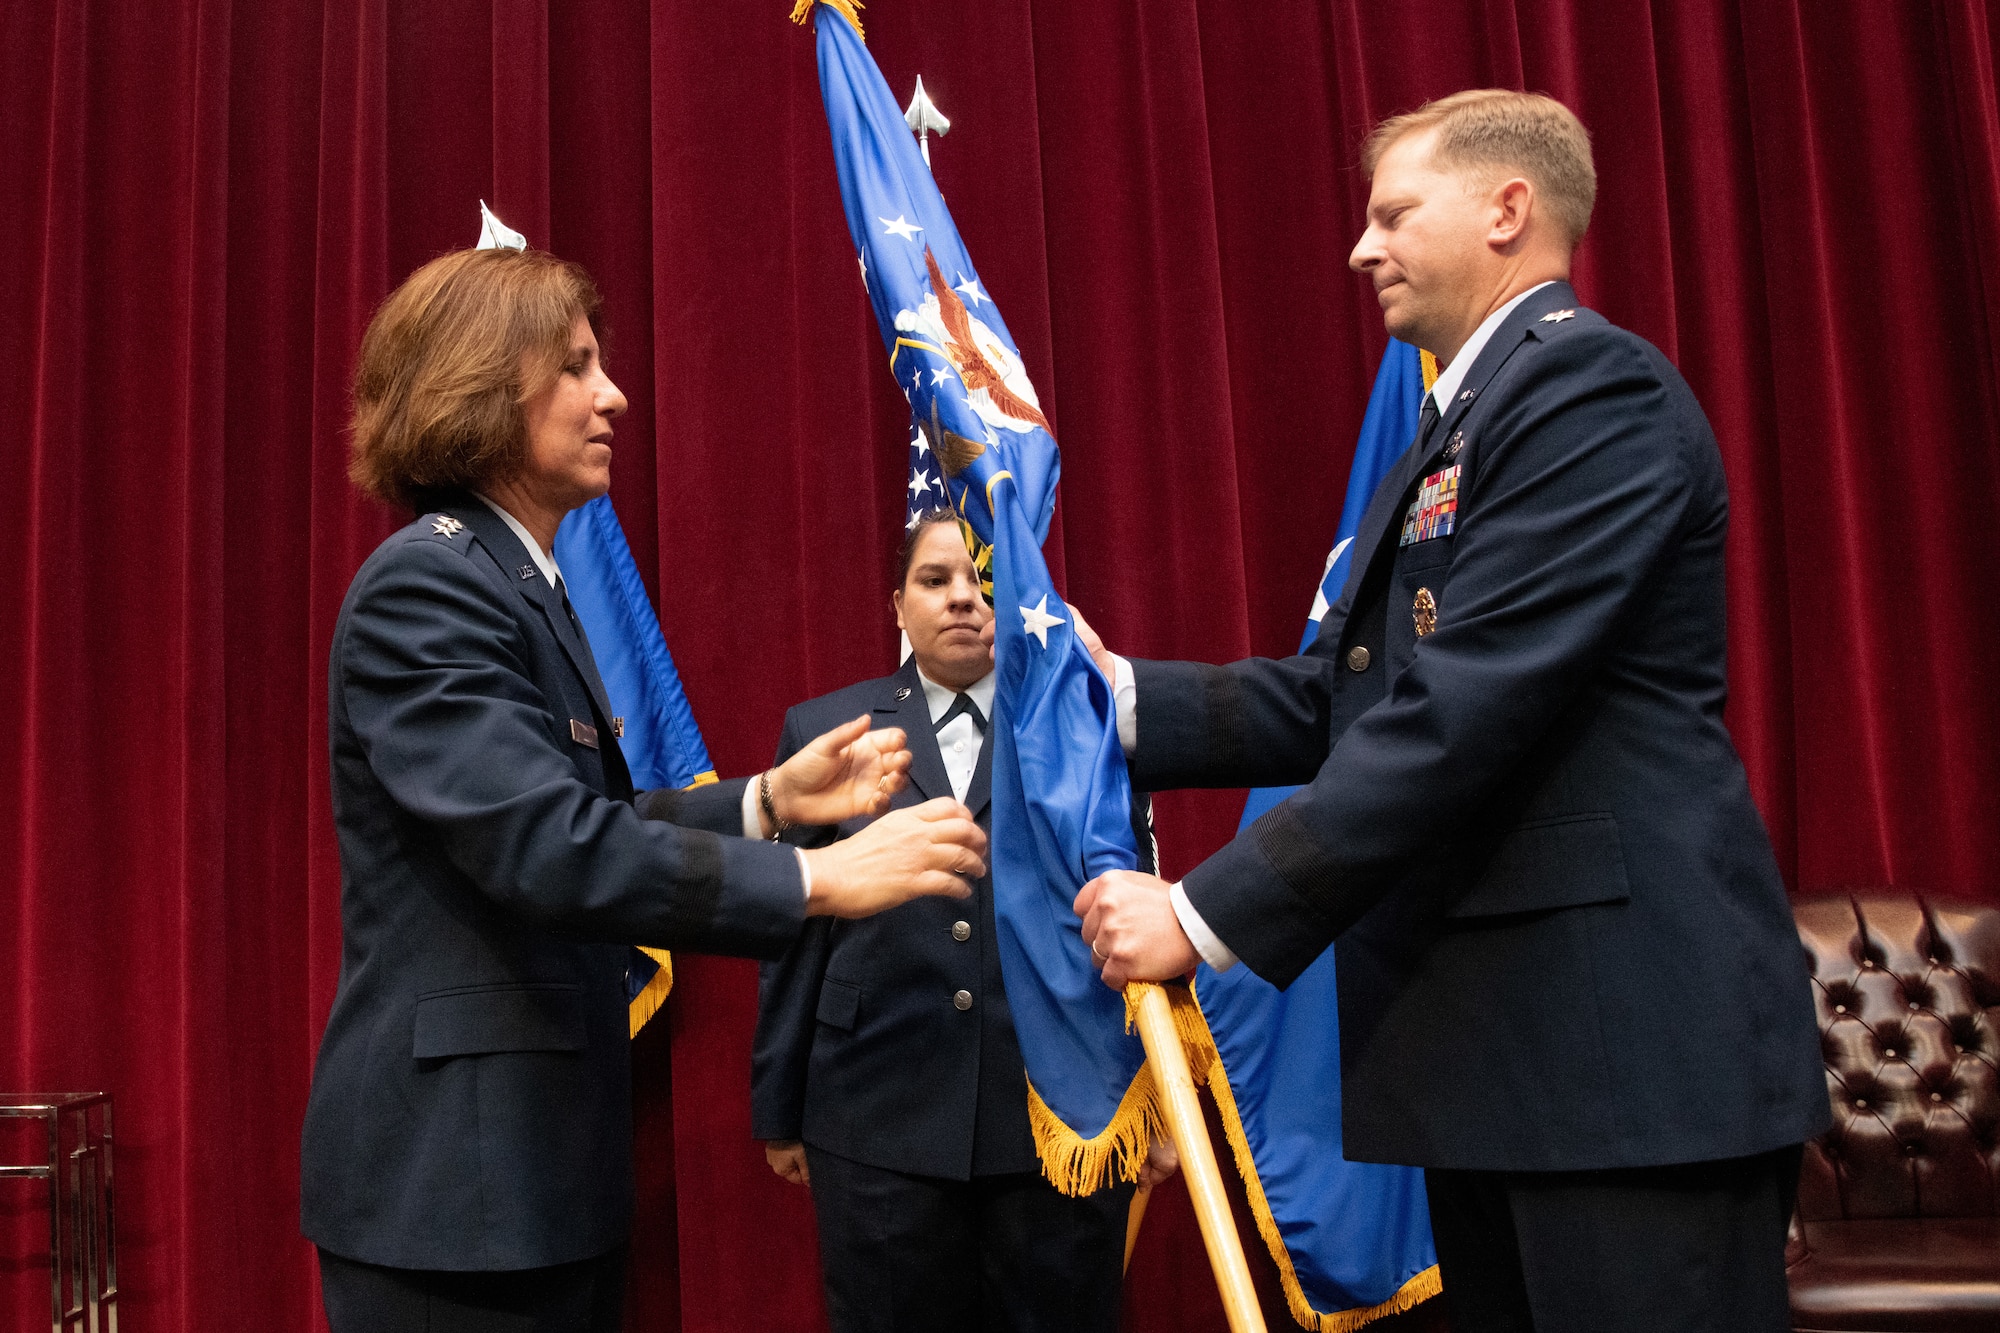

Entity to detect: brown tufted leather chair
[1788,895,2000,1332]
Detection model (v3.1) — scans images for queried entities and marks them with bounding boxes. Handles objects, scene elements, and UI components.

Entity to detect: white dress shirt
[1104,280,1560,972]
[477,493,562,587]
[914,667,997,805]
[1423,280,1555,423]
[737,665,994,896]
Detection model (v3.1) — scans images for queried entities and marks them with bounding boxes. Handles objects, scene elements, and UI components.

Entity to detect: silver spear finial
[903,76,950,168]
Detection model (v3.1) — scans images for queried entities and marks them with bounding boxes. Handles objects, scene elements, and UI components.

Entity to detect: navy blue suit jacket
[1131,284,1827,1173]
[301,494,805,1271]
[748,657,1037,1179]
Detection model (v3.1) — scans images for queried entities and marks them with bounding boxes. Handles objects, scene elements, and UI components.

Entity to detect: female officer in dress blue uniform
[303,249,985,1333]
[753,510,1172,1333]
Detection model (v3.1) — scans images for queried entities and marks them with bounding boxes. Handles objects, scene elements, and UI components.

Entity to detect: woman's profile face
[518,314,627,514]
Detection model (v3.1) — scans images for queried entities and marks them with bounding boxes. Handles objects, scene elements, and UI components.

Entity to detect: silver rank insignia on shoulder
[1443,431,1465,461]
[893,686,912,702]
[1413,587,1438,638]
[1540,309,1576,323]
[431,514,465,537]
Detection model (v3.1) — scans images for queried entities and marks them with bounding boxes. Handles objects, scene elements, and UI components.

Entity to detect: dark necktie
[554,574,581,630]
[1415,393,1440,451]
[940,692,987,734]
[556,572,608,712]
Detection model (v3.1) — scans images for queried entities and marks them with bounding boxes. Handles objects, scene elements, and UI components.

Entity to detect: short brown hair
[349,247,602,510]
[1363,90,1596,245]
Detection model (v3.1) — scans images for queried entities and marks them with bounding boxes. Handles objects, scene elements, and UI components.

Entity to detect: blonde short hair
[1363,90,1596,246]
[349,247,602,511]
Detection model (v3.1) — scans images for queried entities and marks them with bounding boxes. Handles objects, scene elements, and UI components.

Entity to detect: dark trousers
[1424,1144,1803,1333]
[805,1144,1133,1333]
[317,1245,625,1333]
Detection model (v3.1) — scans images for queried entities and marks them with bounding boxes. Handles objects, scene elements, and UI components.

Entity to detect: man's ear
[1489,176,1535,249]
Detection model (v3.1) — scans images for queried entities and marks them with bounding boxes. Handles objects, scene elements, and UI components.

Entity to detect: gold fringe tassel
[1420,347,1441,393]
[628,771,710,1038]
[1025,1061,1166,1198]
[1178,984,1443,1331]
[627,947,674,1038]
[789,0,865,38]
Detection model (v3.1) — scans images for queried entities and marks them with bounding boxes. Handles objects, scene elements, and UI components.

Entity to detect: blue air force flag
[554,495,718,1035]
[1194,342,1441,1328]
[801,1,1157,1189]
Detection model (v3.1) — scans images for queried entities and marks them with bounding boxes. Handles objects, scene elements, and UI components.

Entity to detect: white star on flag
[879,214,923,241]
[905,510,922,531]
[908,469,935,498]
[954,275,989,306]
[1020,594,1065,649]
[930,367,950,386]
[911,428,929,457]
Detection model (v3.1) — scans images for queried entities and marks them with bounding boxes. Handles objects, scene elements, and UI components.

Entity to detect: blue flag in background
[801,1,1159,1190]
[1241,340,1425,824]
[554,495,718,1035]
[1190,342,1442,1328]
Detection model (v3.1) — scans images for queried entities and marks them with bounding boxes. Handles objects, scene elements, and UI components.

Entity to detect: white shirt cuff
[1109,652,1137,755]
[741,778,812,902]
[1170,880,1238,973]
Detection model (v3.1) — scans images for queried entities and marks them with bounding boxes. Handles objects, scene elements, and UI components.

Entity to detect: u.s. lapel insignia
[518,564,537,581]
[1413,587,1437,638]
[1540,309,1576,324]
[431,514,465,538]
[893,685,912,702]
[1443,431,1465,461]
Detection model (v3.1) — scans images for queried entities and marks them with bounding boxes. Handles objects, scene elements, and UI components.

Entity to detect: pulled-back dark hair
[896,508,964,588]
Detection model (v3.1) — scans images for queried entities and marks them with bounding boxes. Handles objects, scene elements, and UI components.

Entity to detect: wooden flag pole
[1130,983,1268,1332]
[1123,1179,1154,1271]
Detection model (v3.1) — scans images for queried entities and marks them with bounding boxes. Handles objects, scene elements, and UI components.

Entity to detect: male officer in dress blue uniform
[753,511,1165,1333]
[1073,91,1827,1332]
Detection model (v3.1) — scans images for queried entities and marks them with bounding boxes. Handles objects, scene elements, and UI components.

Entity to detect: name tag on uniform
[1400,463,1461,546]
[570,719,599,749]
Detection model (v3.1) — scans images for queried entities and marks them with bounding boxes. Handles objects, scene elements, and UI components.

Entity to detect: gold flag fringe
[1420,347,1441,393]
[789,0,865,38]
[1025,1061,1165,1198]
[1177,982,1444,1331]
[626,774,712,1038]
[627,947,675,1038]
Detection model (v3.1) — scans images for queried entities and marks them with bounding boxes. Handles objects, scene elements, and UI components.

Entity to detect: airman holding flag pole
[1076,90,1827,1333]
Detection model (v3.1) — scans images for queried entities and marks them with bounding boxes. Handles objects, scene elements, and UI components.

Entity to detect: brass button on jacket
[1346,645,1371,672]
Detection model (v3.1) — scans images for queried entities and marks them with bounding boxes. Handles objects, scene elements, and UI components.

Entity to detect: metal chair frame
[1,1093,118,1333]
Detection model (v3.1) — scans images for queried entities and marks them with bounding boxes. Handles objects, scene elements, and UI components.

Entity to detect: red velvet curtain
[4,2,1996,1330]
